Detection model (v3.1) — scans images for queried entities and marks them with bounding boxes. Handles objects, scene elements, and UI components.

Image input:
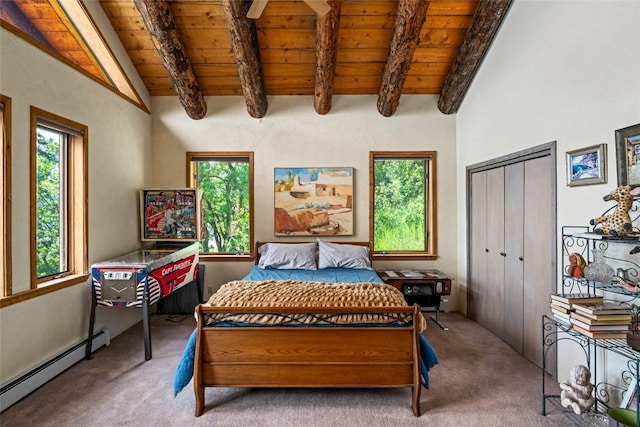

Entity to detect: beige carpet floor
[1,312,576,426]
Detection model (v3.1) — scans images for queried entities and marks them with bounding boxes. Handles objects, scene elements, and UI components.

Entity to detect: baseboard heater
[0,329,110,413]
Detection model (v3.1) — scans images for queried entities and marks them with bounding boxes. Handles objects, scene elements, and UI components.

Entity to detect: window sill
[198,253,255,262]
[0,273,89,308]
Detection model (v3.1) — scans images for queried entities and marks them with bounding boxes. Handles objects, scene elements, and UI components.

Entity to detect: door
[522,155,554,367]
[469,171,488,327]
[469,166,505,335]
[467,143,556,369]
[503,162,524,353]
[485,167,505,338]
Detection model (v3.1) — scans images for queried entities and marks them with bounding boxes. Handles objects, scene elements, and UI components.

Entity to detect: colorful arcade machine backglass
[140,188,203,242]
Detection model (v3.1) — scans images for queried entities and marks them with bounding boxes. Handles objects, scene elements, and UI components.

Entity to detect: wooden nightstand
[378,269,452,330]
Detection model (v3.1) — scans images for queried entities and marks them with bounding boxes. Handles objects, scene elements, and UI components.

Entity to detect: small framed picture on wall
[566,143,607,187]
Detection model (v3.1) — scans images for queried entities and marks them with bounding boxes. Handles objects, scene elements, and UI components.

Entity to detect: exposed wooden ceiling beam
[377,0,430,117]
[438,0,513,115]
[222,0,268,119]
[314,1,341,115]
[133,0,206,120]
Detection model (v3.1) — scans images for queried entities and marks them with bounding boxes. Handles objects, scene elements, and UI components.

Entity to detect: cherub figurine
[566,253,586,278]
[560,365,594,415]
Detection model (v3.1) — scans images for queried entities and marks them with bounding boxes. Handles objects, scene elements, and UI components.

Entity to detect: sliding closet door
[503,162,524,353]
[522,155,554,367]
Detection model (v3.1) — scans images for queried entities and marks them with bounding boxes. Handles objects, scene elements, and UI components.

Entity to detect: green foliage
[197,160,250,254]
[373,159,426,251]
[375,222,424,251]
[36,130,63,278]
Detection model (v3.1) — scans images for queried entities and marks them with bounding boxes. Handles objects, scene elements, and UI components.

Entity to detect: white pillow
[317,239,372,270]
[258,242,317,270]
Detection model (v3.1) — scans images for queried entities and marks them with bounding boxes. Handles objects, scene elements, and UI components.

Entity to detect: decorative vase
[583,249,615,284]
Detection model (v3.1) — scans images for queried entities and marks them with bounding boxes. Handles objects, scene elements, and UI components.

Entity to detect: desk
[377,269,452,330]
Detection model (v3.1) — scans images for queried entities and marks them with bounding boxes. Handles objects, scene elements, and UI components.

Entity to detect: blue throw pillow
[174,329,197,397]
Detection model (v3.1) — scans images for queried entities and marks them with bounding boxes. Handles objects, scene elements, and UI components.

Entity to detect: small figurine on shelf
[566,253,586,278]
[589,185,639,237]
[560,365,595,415]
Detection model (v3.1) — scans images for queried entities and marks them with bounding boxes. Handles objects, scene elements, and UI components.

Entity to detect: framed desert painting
[273,167,354,236]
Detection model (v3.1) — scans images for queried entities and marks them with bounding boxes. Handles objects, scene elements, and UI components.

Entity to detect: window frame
[186,151,254,262]
[29,107,88,290]
[1,95,11,297]
[369,150,438,261]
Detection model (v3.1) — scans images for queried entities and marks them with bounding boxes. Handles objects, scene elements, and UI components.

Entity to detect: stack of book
[550,293,604,325]
[570,302,634,339]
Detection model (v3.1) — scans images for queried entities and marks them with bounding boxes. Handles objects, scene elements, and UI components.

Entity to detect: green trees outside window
[370,151,437,259]
[373,158,426,251]
[187,152,254,258]
[27,107,88,296]
[36,127,66,278]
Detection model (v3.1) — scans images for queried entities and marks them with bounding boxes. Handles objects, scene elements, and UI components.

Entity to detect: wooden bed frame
[192,240,423,416]
[193,304,423,416]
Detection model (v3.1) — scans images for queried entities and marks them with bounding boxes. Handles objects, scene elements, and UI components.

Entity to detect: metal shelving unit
[541,228,640,426]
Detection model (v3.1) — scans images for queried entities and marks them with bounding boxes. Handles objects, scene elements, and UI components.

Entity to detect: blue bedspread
[242,265,384,283]
[174,329,438,396]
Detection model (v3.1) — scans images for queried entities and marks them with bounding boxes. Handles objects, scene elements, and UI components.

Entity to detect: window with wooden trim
[186,152,254,260]
[369,151,437,260]
[30,107,88,289]
[1,95,11,297]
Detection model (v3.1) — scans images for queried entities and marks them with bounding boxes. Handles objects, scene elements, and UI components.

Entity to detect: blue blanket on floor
[173,330,438,396]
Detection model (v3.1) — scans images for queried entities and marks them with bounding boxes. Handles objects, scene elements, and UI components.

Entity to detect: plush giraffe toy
[590,185,640,236]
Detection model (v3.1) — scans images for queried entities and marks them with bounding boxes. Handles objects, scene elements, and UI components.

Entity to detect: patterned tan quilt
[203,280,426,331]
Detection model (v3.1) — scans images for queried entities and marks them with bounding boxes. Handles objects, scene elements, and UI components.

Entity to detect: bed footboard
[193,305,423,417]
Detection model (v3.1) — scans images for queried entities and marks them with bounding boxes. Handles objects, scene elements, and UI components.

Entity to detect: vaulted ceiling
[0,0,513,119]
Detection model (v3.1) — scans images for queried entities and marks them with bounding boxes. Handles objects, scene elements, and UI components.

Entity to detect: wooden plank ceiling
[2,0,513,119]
[1,0,108,83]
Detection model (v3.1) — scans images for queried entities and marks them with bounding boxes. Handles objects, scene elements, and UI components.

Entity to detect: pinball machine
[86,189,203,361]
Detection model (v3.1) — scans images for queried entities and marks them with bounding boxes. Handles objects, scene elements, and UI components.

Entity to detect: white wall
[151,95,459,300]
[0,27,152,385]
[456,0,639,385]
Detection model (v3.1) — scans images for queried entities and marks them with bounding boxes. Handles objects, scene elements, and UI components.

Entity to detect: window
[369,151,437,260]
[1,95,11,297]
[186,152,254,260]
[30,107,88,289]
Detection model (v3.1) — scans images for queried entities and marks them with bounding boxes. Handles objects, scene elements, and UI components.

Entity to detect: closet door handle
[519,256,524,261]
[485,249,489,252]
[500,252,507,257]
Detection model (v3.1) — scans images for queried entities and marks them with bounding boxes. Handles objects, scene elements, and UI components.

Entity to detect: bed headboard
[255,241,373,265]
